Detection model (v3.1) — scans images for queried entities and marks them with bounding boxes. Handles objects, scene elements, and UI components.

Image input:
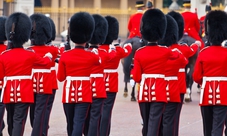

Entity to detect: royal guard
[158,14,188,136]
[83,14,116,136]
[181,0,204,49]
[0,16,7,136]
[42,17,60,136]
[28,13,57,136]
[193,10,227,136]
[127,1,145,39]
[131,9,181,136]
[57,12,100,136]
[0,12,52,136]
[99,16,132,136]
[168,11,200,136]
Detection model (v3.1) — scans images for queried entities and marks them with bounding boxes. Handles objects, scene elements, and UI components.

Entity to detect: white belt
[165,76,178,80]
[200,76,227,104]
[90,74,103,77]
[50,67,56,71]
[178,68,185,72]
[104,69,117,73]
[32,69,51,73]
[1,75,32,102]
[65,76,90,103]
[139,74,165,100]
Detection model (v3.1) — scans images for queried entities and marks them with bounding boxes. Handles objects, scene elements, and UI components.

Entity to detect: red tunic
[199,15,205,37]
[0,48,51,103]
[127,10,143,38]
[88,46,116,98]
[99,45,132,93]
[193,46,227,106]
[57,46,100,103]
[171,43,199,94]
[165,49,188,102]
[181,11,204,48]
[0,44,6,90]
[132,45,179,103]
[30,45,58,94]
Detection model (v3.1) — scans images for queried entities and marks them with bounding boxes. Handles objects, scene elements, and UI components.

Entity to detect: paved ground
[2,38,208,135]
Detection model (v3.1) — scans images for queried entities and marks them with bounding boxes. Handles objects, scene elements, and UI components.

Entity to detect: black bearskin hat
[70,12,95,44]
[47,17,56,41]
[103,16,119,44]
[30,13,52,45]
[158,15,178,47]
[167,11,184,40]
[5,12,32,48]
[89,14,108,44]
[140,9,167,42]
[0,16,7,42]
[205,10,227,45]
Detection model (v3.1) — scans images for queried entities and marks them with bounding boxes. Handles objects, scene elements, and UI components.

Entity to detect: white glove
[109,44,116,53]
[44,52,53,59]
[123,43,132,48]
[91,48,99,55]
[194,40,201,47]
[221,40,227,47]
[130,79,135,87]
[60,42,65,47]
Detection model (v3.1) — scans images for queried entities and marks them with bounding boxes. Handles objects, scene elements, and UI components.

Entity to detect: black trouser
[63,103,90,136]
[30,93,50,136]
[42,90,56,136]
[201,106,227,136]
[159,102,178,136]
[6,103,30,136]
[84,98,105,136]
[139,102,150,136]
[174,94,184,136]
[0,90,5,136]
[100,92,117,136]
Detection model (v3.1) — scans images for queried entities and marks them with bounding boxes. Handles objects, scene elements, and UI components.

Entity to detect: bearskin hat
[158,15,178,47]
[0,16,7,42]
[5,12,32,48]
[70,12,95,44]
[205,10,227,45]
[167,11,184,40]
[47,17,56,41]
[30,13,52,45]
[103,16,119,44]
[140,9,167,42]
[89,14,108,44]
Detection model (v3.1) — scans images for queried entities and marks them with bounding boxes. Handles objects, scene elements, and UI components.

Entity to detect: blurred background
[0,0,226,39]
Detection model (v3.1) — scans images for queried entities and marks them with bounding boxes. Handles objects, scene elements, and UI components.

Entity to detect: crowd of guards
[0,0,226,136]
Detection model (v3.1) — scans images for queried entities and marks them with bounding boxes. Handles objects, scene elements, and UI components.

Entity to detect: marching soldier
[28,13,58,136]
[0,12,52,136]
[167,11,200,136]
[127,1,145,39]
[83,14,116,136]
[131,9,179,136]
[99,16,132,136]
[193,10,227,136]
[158,14,188,136]
[57,12,100,136]
[181,0,204,49]
[0,16,7,136]
[43,17,60,136]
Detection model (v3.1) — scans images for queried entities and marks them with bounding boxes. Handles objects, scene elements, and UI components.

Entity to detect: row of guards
[124,0,227,136]
[0,5,133,136]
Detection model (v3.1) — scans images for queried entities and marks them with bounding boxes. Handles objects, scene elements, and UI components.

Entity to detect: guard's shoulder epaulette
[1,49,11,55]
[136,46,146,52]
[200,46,209,52]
